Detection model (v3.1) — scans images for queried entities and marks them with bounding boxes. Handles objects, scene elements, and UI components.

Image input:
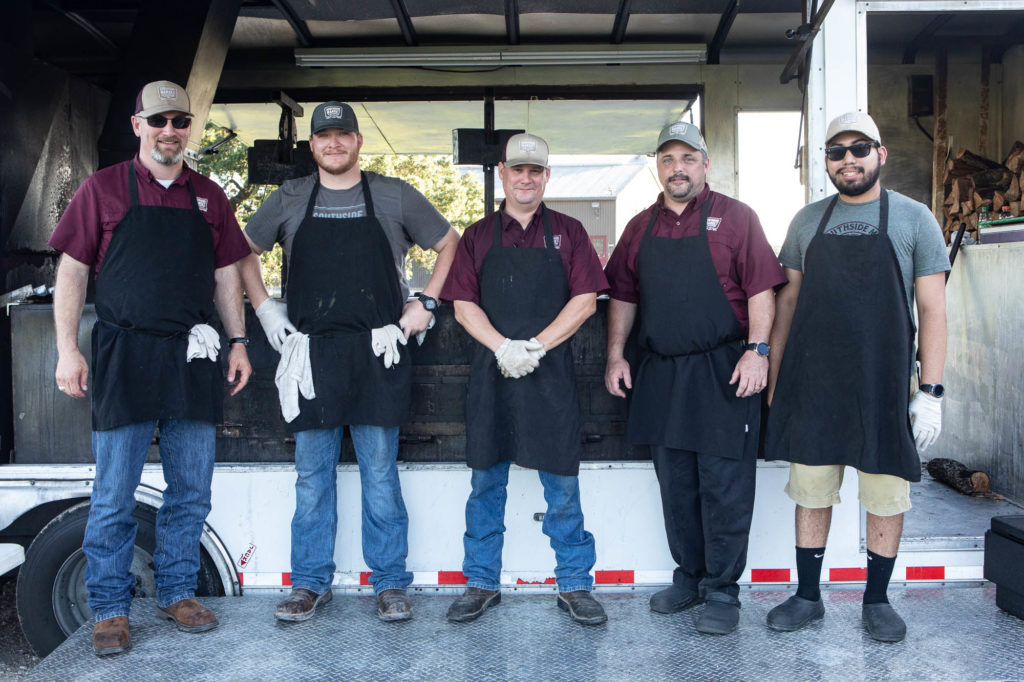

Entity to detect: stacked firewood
[941,141,1024,243]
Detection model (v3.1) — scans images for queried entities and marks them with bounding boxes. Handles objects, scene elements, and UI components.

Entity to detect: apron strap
[813,195,841,237]
[185,177,200,212]
[642,192,712,239]
[540,203,556,253]
[813,189,889,237]
[128,162,139,208]
[304,176,321,218]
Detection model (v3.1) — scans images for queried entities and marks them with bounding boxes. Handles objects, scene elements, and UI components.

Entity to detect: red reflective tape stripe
[238,573,244,585]
[516,578,557,585]
[595,570,634,584]
[906,566,944,580]
[360,571,371,585]
[751,569,791,582]
[438,571,468,585]
[829,567,867,581]
[282,573,292,586]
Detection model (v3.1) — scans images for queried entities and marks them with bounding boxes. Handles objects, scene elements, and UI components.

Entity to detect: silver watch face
[419,295,437,311]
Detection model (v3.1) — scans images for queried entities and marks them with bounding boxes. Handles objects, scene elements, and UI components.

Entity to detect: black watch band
[228,337,250,346]
[919,383,944,398]
[744,341,770,357]
[417,293,438,312]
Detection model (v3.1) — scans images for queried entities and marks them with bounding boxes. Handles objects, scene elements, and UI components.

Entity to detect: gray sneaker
[377,589,412,622]
[766,594,825,632]
[557,591,608,625]
[650,584,703,614]
[275,588,333,622]
[446,587,501,623]
[862,602,906,642]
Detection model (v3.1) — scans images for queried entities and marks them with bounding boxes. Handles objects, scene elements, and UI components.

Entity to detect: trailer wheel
[15,501,223,657]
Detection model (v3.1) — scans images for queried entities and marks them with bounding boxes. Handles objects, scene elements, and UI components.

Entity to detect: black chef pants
[651,439,757,601]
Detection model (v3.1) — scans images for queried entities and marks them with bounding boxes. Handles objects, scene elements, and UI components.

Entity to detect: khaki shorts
[784,463,911,517]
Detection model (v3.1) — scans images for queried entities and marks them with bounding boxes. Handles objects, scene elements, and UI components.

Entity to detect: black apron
[91,162,220,431]
[465,206,581,476]
[627,194,759,458]
[285,173,410,431]
[764,190,919,481]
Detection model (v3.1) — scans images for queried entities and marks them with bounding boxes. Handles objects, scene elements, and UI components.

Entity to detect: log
[1012,201,1021,217]
[1007,175,1021,203]
[971,167,1013,192]
[926,458,991,495]
[1004,140,1024,173]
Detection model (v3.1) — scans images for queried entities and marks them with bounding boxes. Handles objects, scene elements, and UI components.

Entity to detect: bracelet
[228,337,250,346]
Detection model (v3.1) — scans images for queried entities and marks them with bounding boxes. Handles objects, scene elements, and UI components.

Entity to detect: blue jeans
[290,425,412,594]
[85,419,216,621]
[462,461,596,593]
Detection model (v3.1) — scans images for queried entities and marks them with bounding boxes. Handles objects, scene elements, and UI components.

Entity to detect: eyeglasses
[824,142,877,162]
[143,114,191,129]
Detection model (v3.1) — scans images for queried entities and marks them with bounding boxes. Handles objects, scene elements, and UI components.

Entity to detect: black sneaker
[766,594,825,632]
[649,585,703,614]
[446,587,501,623]
[377,589,412,622]
[557,591,608,625]
[695,598,740,635]
[275,588,333,622]
[862,602,906,642]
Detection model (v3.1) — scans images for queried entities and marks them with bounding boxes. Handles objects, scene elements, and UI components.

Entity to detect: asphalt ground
[0,575,40,678]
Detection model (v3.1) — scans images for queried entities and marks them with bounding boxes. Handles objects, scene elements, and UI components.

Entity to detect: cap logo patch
[839,113,858,124]
[670,123,689,136]
[325,106,343,118]
[158,86,177,100]
[519,139,537,152]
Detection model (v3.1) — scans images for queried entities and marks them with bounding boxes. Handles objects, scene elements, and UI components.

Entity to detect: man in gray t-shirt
[764,112,948,644]
[238,101,460,626]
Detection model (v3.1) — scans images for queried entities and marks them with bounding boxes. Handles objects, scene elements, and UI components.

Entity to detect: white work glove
[186,324,220,363]
[275,332,314,423]
[371,324,407,369]
[415,315,437,346]
[908,390,942,452]
[256,298,297,353]
[495,338,545,379]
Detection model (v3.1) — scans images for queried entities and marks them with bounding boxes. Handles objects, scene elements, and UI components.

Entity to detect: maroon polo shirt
[605,184,787,331]
[48,156,250,272]
[441,202,609,304]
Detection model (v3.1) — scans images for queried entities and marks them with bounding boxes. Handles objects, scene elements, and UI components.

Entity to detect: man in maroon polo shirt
[49,80,251,656]
[441,133,610,625]
[604,122,786,634]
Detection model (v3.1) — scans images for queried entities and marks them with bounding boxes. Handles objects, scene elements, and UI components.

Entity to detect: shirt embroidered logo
[544,235,562,249]
[196,197,209,212]
[707,217,722,231]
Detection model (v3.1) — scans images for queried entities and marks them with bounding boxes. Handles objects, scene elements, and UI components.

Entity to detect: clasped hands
[495,338,546,379]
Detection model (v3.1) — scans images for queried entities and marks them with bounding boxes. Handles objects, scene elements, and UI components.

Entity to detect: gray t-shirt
[244,171,451,299]
[778,190,949,323]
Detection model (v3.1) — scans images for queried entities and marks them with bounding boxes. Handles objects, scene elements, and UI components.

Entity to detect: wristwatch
[744,341,770,357]
[919,383,945,398]
[417,293,438,312]
[228,337,250,346]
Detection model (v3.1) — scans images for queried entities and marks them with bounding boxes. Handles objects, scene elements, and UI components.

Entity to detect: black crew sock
[863,550,896,604]
[795,546,826,602]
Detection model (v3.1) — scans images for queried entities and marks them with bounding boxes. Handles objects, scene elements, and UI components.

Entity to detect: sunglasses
[824,141,877,162]
[143,114,192,129]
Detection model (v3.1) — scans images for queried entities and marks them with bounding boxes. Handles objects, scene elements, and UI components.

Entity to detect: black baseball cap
[311,101,359,135]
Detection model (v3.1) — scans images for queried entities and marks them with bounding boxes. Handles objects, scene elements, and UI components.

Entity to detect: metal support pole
[484,89,496,215]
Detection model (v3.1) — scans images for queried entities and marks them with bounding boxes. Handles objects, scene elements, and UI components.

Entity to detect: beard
[313,148,357,176]
[663,173,701,202]
[829,162,881,197]
[150,145,183,166]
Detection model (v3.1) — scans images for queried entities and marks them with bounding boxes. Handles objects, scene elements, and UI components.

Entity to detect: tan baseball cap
[503,133,550,169]
[656,121,708,156]
[825,111,881,145]
[135,80,193,118]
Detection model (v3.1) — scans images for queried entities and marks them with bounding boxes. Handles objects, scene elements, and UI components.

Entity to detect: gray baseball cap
[825,111,881,145]
[311,101,359,135]
[656,121,708,155]
[503,133,550,169]
[135,80,193,117]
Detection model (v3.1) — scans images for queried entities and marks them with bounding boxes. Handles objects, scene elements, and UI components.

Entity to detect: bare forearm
[238,252,271,309]
[746,288,775,343]
[453,300,506,352]
[214,265,246,338]
[916,273,947,384]
[535,293,596,350]
[606,298,638,361]
[53,255,90,354]
[421,228,460,300]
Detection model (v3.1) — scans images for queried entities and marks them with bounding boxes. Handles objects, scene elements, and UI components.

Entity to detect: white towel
[186,324,220,363]
[276,332,315,423]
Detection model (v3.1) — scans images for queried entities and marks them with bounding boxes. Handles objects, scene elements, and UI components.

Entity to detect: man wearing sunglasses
[764,111,949,642]
[49,80,253,656]
[239,101,459,624]
[604,122,786,635]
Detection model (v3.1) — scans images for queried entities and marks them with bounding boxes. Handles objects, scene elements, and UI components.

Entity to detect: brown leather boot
[157,597,219,633]
[92,616,131,656]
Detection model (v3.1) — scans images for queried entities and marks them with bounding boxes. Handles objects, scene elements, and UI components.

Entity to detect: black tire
[15,501,224,657]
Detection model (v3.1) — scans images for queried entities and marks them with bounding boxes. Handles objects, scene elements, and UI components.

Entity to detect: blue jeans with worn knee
[290,425,412,594]
[462,461,595,593]
[85,419,216,622]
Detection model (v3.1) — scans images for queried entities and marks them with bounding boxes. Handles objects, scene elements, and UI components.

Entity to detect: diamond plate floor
[27,586,1024,681]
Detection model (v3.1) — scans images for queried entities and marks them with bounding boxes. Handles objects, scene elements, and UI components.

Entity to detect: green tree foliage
[196,122,484,288]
